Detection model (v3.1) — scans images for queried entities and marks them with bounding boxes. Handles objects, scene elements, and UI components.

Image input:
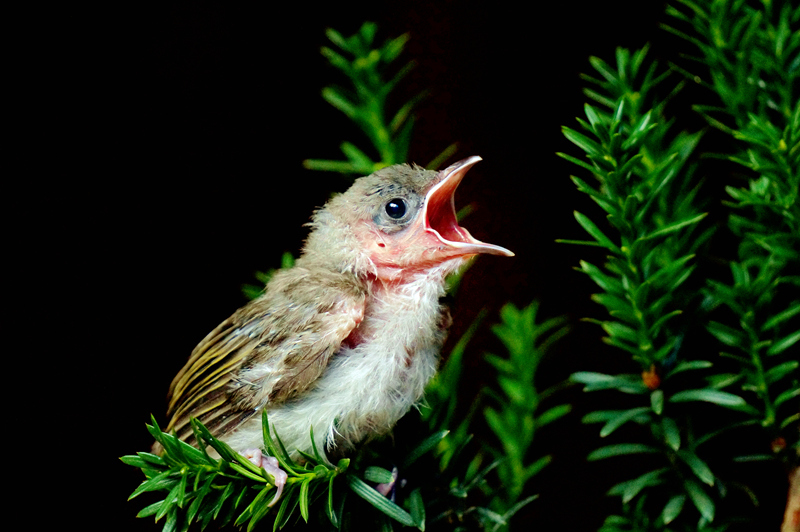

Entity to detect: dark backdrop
[34,1,679,530]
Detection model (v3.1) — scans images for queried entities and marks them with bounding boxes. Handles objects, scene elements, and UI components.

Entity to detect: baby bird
[160,157,512,498]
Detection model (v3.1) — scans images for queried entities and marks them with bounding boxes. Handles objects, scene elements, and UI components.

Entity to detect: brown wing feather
[164,266,366,444]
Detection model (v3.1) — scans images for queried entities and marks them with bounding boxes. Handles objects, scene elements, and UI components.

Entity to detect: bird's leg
[242,448,288,506]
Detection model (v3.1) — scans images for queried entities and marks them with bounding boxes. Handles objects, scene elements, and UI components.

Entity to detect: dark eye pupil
[385,199,406,219]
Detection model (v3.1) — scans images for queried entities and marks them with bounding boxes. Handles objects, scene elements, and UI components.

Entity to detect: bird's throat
[345,262,455,355]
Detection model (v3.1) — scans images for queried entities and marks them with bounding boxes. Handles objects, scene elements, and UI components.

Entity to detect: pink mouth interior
[425,177,469,244]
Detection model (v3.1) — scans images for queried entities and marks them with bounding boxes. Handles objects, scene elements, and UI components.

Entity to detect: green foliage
[558,45,710,371]
[393,303,570,532]
[483,302,570,516]
[670,0,800,460]
[394,302,571,532]
[662,0,799,124]
[562,0,799,529]
[122,412,349,532]
[303,22,456,175]
[125,411,469,531]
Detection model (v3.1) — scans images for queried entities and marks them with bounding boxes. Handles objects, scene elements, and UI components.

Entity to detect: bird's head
[303,156,514,281]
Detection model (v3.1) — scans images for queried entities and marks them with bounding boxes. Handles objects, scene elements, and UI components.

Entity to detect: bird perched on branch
[158,156,512,499]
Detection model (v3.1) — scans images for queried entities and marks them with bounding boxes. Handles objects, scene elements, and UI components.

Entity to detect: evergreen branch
[667,0,799,469]
[562,40,732,528]
[303,22,451,175]
[123,413,347,532]
[567,1,798,529]
[482,301,571,526]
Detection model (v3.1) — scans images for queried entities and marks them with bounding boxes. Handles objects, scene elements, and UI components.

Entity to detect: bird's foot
[243,449,288,506]
[375,466,399,499]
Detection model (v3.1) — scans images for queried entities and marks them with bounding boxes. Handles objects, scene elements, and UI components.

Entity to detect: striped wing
[164,267,366,444]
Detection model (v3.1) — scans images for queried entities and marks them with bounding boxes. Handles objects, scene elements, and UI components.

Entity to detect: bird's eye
[385,198,407,219]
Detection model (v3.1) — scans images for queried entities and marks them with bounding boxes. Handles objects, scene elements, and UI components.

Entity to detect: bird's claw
[243,448,288,506]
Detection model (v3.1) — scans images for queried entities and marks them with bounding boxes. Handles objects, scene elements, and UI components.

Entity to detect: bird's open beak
[423,156,514,258]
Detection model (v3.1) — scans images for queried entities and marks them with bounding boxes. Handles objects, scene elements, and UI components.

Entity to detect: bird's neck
[364,260,462,336]
[336,259,461,352]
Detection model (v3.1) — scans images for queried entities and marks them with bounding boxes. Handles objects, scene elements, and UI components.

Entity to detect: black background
[27,1,777,530]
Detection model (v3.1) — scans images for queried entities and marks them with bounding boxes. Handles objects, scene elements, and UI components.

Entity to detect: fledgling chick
[159,156,512,497]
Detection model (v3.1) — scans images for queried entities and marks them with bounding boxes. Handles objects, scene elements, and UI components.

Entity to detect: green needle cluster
[562,1,798,529]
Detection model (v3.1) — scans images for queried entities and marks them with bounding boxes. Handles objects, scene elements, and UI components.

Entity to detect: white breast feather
[220,262,454,457]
